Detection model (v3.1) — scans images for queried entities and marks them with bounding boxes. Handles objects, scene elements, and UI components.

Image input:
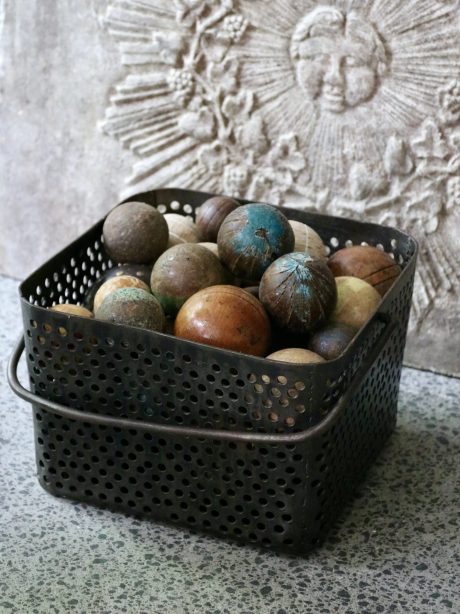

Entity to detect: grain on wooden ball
[50,304,93,318]
[328,245,401,296]
[93,275,150,312]
[289,220,327,260]
[95,287,165,332]
[174,285,271,356]
[103,201,168,264]
[164,213,200,247]
[259,252,337,333]
[266,348,325,364]
[308,322,357,360]
[217,203,294,280]
[196,196,240,242]
[150,243,227,316]
[331,276,381,329]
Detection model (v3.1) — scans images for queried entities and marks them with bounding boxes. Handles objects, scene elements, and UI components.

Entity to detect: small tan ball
[93,275,150,312]
[266,348,326,364]
[197,242,220,259]
[289,220,327,260]
[331,276,381,329]
[164,213,200,247]
[50,304,93,318]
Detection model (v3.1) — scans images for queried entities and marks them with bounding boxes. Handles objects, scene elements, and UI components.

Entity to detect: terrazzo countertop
[1,274,459,614]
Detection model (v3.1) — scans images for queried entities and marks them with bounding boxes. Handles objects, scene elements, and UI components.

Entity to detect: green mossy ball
[95,287,166,332]
[150,243,227,316]
[259,252,337,333]
[217,203,295,280]
[103,201,169,264]
[308,322,358,361]
[83,264,152,310]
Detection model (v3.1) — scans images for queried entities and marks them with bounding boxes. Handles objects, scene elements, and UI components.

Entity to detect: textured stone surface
[1,274,459,613]
[0,0,459,375]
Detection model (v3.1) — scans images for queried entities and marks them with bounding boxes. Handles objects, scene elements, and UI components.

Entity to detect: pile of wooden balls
[50,197,401,364]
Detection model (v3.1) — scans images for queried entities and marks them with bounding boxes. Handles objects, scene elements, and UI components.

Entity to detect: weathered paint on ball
[95,287,166,332]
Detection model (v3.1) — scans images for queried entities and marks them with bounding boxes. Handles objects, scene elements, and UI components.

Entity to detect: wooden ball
[197,242,219,258]
[308,323,357,360]
[217,203,295,280]
[95,287,165,332]
[50,304,93,318]
[242,286,260,299]
[103,201,168,264]
[83,264,152,310]
[196,196,240,242]
[93,275,150,312]
[328,245,401,296]
[164,213,200,247]
[289,220,327,260]
[266,348,325,364]
[259,253,337,333]
[331,276,381,329]
[150,243,227,316]
[174,285,271,356]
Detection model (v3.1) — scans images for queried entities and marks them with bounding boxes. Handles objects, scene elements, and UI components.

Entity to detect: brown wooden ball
[266,348,325,364]
[50,304,93,318]
[103,202,169,264]
[196,196,240,242]
[93,275,150,312]
[308,322,358,360]
[259,253,337,333]
[331,276,381,329]
[174,285,271,356]
[328,245,401,296]
[150,243,227,316]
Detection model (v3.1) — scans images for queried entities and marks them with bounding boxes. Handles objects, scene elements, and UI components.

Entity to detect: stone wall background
[1,0,459,376]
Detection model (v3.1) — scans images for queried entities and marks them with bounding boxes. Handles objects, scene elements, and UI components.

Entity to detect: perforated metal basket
[8,188,417,553]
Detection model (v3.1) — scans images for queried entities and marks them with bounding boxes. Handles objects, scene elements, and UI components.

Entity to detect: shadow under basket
[8,188,418,553]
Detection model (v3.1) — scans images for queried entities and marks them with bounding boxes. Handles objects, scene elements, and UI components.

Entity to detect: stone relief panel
[101,0,460,340]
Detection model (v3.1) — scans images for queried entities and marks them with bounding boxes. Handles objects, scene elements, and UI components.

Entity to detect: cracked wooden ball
[259,252,337,333]
[196,196,240,242]
[150,243,227,316]
[174,285,271,356]
[103,201,169,264]
[328,245,401,296]
[217,203,295,280]
[95,287,166,332]
[331,276,381,329]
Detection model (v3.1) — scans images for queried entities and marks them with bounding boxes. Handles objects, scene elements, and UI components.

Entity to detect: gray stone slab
[0,0,459,375]
[1,274,459,613]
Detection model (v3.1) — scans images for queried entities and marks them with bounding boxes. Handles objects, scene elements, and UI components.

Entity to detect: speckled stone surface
[1,274,459,614]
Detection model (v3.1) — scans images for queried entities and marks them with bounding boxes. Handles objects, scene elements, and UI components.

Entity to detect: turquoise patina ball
[217,203,295,280]
[259,252,337,333]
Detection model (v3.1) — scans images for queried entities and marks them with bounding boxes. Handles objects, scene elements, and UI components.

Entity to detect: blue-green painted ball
[217,203,295,280]
[259,253,337,333]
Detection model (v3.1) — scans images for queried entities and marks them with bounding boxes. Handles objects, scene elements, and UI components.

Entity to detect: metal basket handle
[8,316,397,444]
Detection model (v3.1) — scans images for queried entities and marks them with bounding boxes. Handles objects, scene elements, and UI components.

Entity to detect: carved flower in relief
[411,119,450,161]
[198,140,228,172]
[223,165,250,196]
[438,79,460,126]
[178,107,215,140]
[348,162,388,201]
[235,113,268,155]
[167,69,194,105]
[268,134,307,175]
[384,136,413,176]
[152,32,185,65]
[217,14,248,41]
[446,176,460,211]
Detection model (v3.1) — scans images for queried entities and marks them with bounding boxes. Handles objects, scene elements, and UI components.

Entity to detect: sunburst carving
[100,0,460,330]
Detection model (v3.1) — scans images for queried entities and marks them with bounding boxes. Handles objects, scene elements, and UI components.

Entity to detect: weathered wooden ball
[289,220,327,260]
[266,348,325,364]
[95,287,166,332]
[174,285,271,356]
[150,243,227,316]
[328,245,401,296]
[217,203,295,280]
[197,242,220,259]
[259,253,337,333]
[93,275,150,312]
[242,286,260,299]
[103,201,168,264]
[331,276,381,329]
[83,264,152,310]
[50,304,93,318]
[164,213,200,247]
[308,322,358,361]
[196,196,240,242]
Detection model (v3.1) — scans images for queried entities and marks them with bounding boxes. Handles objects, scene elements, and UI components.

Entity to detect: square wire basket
[8,188,418,553]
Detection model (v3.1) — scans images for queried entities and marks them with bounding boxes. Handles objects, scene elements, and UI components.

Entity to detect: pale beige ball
[289,220,327,260]
[331,276,381,329]
[164,213,200,247]
[50,304,93,318]
[266,348,326,364]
